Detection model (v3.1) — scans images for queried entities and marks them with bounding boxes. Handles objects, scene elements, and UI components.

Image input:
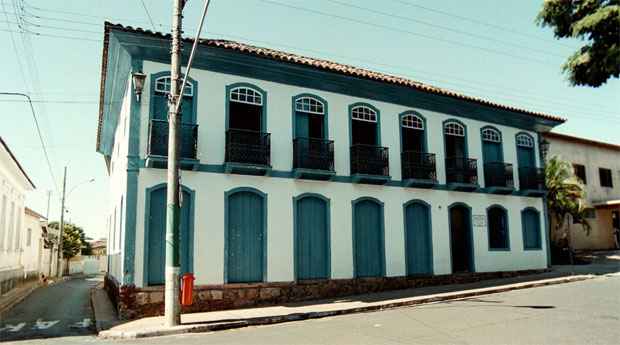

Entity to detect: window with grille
[401,114,424,130]
[599,168,613,187]
[351,106,377,122]
[229,87,263,106]
[154,76,193,97]
[295,97,324,115]
[482,128,501,142]
[516,134,534,148]
[444,121,465,137]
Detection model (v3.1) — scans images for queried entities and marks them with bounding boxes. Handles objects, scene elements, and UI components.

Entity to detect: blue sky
[1,0,618,239]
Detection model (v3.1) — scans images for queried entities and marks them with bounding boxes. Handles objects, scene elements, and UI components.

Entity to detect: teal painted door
[405,203,433,275]
[147,187,192,285]
[227,191,264,283]
[296,197,329,280]
[483,141,502,163]
[295,112,310,138]
[517,146,535,167]
[523,210,541,249]
[153,92,193,123]
[354,200,384,277]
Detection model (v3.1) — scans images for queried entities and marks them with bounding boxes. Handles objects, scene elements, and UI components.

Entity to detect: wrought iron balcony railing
[445,157,478,185]
[350,144,389,176]
[293,137,335,172]
[484,162,514,188]
[225,129,271,166]
[147,119,198,159]
[519,167,546,190]
[401,151,437,181]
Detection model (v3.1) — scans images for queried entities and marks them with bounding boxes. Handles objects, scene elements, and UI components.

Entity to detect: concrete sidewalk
[97,272,595,340]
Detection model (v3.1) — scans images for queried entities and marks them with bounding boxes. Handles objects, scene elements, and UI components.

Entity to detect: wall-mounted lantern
[132,72,146,102]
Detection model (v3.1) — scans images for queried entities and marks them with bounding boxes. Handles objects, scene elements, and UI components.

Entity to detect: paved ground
[4,273,618,345]
[0,276,99,342]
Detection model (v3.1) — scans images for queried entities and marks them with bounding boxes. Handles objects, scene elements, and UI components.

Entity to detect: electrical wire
[138,0,157,32]
[0,93,59,193]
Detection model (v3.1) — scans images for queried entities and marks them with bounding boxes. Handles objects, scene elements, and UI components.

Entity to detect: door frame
[143,183,196,286]
[402,199,434,275]
[398,110,428,154]
[480,125,504,163]
[224,186,268,283]
[293,192,331,281]
[348,102,381,146]
[351,196,386,278]
[442,118,469,159]
[225,82,268,131]
[291,93,329,140]
[447,202,475,273]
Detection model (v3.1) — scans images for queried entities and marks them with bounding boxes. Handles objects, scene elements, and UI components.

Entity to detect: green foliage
[536,0,620,87]
[545,156,591,239]
[48,221,90,259]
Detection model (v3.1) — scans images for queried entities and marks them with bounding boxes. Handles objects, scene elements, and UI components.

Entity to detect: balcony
[483,162,515,194]
[224,129,271,175]
[350,144,390,184]
[293,138,335,180]
[445,157,479,191]
[401,151,437,188]
[519,167,546,196]
[146,119,198,170]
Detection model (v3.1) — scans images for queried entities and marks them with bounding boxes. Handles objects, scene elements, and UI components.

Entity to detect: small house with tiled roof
[97,23,564,318]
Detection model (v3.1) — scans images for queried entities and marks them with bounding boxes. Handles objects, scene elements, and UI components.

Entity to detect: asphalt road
[3,274,619,344]
[0,276,98,342]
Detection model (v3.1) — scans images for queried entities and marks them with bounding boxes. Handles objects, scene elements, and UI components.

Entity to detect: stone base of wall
[110,269,547,320]
[0,267,37,296]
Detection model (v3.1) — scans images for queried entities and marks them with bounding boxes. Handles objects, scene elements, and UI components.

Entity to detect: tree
[48,221,90,259]
[536,0,620,87]
[545,156,591,263]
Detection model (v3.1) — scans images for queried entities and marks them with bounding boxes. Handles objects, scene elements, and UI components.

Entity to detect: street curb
[99,274,592,339]
[0,282,41,319]
[90,284,120,332]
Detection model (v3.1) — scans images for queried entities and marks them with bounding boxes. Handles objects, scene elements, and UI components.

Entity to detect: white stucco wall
[105,78,133,281]
[106,61,551,288]
[21,212,50,276]
[1,141,32,283]
[138,61,541,187]
[133,170,546,287]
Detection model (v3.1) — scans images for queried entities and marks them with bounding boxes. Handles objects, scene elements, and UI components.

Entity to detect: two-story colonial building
[97,23,564,318]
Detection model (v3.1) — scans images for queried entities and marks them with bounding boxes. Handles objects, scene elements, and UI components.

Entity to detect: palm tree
[545,156,590,264]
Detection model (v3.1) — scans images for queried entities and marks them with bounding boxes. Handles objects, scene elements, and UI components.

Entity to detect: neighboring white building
[97,24,564,317]
[544,132,620,250]
[22,207,55,278]
[0,136,36,295]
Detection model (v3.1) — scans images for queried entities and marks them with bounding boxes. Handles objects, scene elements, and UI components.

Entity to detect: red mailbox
[180,273,195,306]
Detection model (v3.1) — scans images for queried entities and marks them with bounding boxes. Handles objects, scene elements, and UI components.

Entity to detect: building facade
[22,208,55,279]
[0,137,36,295]
[97,24,564,317]
[544,132,620,250]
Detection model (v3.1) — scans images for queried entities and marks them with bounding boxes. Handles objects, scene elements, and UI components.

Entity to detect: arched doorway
[449,203,474,273]
[225,187,266,283]
[404,200,433,275]
[294,194,330,280]
[145,185,194,286]
[352,197,385,277]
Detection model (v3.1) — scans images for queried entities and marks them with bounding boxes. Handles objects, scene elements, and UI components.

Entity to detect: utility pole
[165,0,184,327]
[57,166,67,278]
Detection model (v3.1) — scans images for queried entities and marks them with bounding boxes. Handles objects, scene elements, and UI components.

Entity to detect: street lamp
[132,72,146,102]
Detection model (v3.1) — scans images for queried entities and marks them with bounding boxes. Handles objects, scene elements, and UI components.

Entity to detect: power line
[255,0,555,66]
[323,0,566,58]
[138,0,157,31]
[386,0,575,49]
[0,92,59,193]
[0,27,102,42]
